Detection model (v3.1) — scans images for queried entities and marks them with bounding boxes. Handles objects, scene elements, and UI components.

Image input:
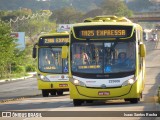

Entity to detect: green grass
[0,72,29,80]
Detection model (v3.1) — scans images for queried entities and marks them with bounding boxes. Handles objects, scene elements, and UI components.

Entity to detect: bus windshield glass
[71,41,135,73]
[39,48,68,73]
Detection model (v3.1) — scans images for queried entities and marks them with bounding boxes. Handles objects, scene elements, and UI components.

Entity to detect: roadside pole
[155,30,159,49]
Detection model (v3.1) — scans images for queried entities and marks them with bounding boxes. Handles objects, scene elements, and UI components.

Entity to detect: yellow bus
[33,32,69,97]
[62,16,146,106]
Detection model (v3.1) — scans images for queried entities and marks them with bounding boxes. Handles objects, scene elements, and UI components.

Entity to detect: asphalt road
[0,77,41,100]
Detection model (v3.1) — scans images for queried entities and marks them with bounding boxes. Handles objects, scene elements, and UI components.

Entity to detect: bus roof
[70,16,143,40]
[73,16,141,29]
[39,31,69,38]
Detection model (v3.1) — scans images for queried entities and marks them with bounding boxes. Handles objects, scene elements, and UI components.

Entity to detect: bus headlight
[128,78,135,84]
[122,77,136,86]
[70,78,86,87]
[73,79,79,84]
[38,74,50,82]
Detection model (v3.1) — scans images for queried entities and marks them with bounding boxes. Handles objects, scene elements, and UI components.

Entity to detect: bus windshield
[71,41,135,74]
[39,48,68,73]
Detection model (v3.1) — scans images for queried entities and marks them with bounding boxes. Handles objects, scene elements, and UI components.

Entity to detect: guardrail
[133,14,160,18]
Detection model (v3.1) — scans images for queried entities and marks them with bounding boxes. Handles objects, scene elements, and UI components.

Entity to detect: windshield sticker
[44,66,56,70]
[78,65,100,69]
[105,66,111,72]
[63,67,68,72]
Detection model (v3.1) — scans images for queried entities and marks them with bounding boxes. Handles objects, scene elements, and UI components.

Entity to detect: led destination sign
[80,30,127,38]
[44,38,69,44]
[80,29,126,38]
[38,36,69,46]
[73,26,133,39]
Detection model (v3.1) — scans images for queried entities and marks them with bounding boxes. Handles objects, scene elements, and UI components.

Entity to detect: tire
[73,99,83,106]
[140,92,143,98]
[129,98,139,104]
[50,90,56,96]
[42,90,49,97]
[124,99,130,102]
[86,100,93,103]
[57,91,63,96]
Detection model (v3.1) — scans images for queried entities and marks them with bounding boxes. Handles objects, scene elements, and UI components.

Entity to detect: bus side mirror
[62,46,68,59]
[140,44,146,57]
[32,47,37,58]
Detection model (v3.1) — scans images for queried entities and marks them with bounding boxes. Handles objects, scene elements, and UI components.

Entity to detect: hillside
[0,0,102,12]
[0,0,157,13]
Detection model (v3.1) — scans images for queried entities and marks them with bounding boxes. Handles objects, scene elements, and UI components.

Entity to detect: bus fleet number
[109,80,120,83]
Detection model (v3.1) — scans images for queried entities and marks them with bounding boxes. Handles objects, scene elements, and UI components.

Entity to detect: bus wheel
[129,98,139,104]
[42,90,49,97]
[50,90,56,96]
[73,99,83,106]
[140,92,143,98]
[124,99,130,102]
[86,100,93,103]
[57,91,63,96]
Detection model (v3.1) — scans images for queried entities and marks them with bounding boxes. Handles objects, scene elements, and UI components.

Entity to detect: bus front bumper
[69,82,140,100]
[38,79,69,90]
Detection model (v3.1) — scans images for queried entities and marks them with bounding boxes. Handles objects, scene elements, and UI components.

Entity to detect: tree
[81,0,133,21]
[7,10,54,44]
[49,7,83,24]
[127,0,152,12]
[0,20,16,78]
[100,0,132,17]
[81,9,103,21]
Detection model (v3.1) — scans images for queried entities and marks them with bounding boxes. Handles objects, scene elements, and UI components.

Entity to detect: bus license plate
[59,84,68,87]
[98,91,110,96]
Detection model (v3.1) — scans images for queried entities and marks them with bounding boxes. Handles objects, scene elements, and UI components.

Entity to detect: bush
[25,64,36,72]
[11,65,25,73]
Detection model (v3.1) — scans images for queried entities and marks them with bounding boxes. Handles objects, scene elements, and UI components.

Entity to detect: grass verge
[0,72,29,81]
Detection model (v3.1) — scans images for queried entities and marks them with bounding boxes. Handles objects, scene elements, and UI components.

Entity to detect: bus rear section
[33,32,69,97]
[67,16,146,106]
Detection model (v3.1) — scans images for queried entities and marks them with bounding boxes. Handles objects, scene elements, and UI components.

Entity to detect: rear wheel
[50,90,56,96]
[57,91,63,96]
[73,99,84,106]
[42,90,49,97]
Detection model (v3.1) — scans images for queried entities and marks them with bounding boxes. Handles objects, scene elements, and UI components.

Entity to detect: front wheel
[73,99,84,106]
[42,90,49,97]
[86,100,93,103]
[129,98,139,104]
